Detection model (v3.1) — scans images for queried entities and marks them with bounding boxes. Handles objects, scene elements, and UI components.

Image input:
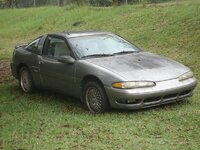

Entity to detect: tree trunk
[33,0,36,7]
[58,0,64,6]
[14,0,18,8]
[7,0,13,8]
[125,0,128,5]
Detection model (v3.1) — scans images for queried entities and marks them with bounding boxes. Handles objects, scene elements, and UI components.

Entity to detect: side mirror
[57,56,75,64]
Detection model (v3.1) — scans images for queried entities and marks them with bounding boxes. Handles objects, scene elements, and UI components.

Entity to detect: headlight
[178,71,194,81]
[112,81,156,89]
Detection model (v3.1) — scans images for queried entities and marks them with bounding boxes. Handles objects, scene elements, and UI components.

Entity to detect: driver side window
[43,36,70,58]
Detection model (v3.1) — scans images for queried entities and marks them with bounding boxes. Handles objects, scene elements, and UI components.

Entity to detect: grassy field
[0,0,200,149]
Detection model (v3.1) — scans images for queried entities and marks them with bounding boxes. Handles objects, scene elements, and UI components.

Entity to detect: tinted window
[43,36,70,58]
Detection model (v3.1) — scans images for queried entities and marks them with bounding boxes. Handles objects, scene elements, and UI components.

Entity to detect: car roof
[53,30,113,38]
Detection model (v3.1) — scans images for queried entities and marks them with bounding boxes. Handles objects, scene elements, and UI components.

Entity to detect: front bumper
[105,77,197,110]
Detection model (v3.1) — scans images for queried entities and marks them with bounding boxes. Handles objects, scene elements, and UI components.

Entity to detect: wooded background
[0,0,172,8]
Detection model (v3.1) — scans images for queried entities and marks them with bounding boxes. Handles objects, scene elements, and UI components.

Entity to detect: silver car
[11,31,197,113]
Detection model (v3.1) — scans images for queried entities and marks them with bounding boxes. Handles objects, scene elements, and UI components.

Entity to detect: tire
[19,66,35,94]
[82,81,109,113]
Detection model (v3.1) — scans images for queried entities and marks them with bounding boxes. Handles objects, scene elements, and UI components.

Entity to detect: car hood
[85,52,189,81]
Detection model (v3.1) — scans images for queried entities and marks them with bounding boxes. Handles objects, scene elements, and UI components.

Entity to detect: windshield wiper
[82,54,114,58]
[114,51,139,55]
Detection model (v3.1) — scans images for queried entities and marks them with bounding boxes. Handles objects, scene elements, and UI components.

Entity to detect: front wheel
[82,81,109,113]
[19,66,35,93]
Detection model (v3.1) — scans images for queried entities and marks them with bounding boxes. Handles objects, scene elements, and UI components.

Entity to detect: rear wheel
[82,81,109,113]
[19,66,35,93]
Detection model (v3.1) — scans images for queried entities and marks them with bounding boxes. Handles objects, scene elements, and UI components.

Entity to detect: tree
[58,0,64,6]
[6,0,13,7]
[33,0,35,7]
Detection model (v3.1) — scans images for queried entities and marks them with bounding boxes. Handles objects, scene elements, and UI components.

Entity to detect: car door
[24,36,44,88]
[39,35,76,95]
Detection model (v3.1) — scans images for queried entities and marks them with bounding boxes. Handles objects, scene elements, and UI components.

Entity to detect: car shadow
[8,83,86,114]
[35,88,86,113]
[9,83,191,115]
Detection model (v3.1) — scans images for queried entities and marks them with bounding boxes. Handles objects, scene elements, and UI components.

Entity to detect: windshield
[68,34,140,59]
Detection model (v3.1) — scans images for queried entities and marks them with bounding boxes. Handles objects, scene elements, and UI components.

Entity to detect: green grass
[0,0,200,149]
[1,82,200,149]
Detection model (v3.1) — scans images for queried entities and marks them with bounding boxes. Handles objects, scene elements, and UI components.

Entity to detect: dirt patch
[0,60,13,83]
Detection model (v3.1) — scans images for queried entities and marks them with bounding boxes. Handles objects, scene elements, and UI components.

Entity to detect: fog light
[127,99,141,104]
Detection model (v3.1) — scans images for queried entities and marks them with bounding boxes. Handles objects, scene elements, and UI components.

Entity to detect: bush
[0,0,175,8]
[89,0,113,6]
[88,0,173,6]
[147,0,173,3]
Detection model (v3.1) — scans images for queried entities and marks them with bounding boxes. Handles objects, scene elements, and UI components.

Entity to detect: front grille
[179,90,191,97]
[143,90,192,105]
[115,89,193,107]
[163,93,178,100]
[144,96,161,103]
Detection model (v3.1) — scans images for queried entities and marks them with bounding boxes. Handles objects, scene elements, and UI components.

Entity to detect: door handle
[39,61,44,65]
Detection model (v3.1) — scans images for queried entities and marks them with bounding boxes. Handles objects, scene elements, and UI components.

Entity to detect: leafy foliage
[0,0,175,8]
[89,0,114,6]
